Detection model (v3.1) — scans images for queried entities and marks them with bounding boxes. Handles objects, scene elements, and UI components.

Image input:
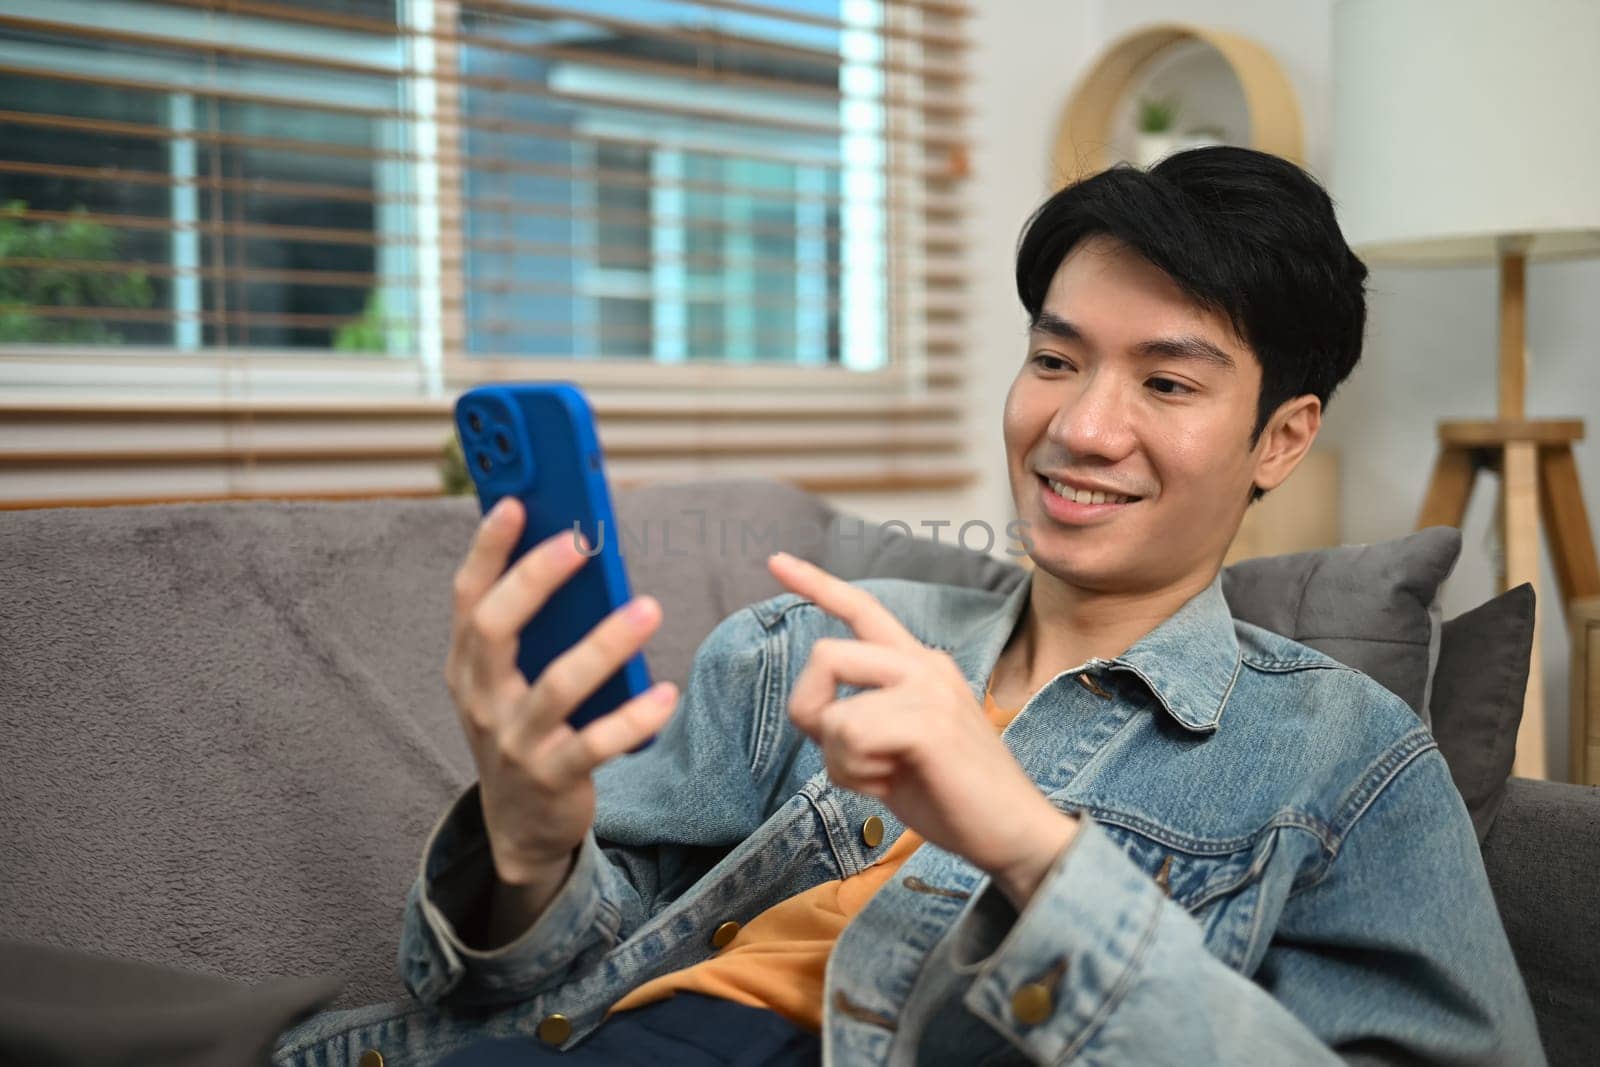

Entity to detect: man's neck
[992,566,1219,698]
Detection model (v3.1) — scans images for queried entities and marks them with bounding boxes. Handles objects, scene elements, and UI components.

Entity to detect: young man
[273,147,1541,1066]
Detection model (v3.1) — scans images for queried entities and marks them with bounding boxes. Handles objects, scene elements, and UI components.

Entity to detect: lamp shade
[1331,0,1600,265]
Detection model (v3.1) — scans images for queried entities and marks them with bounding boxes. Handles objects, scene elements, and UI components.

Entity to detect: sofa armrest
[1479,776,1600,1066]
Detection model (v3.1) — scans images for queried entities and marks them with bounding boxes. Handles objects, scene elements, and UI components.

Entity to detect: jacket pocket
[1059,803,1283,972]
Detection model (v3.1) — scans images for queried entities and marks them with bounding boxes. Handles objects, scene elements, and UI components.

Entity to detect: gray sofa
[1,478,1595,1065]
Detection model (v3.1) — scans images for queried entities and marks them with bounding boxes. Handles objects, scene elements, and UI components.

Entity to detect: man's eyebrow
[1030,311,1237,371]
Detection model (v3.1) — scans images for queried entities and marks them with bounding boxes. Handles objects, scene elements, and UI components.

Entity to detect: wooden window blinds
[0,0,973,501]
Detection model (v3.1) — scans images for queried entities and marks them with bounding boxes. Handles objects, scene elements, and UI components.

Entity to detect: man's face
[1004,235,1283,594]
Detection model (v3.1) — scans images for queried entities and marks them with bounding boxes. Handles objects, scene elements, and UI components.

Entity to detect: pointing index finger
[766,551,920,650]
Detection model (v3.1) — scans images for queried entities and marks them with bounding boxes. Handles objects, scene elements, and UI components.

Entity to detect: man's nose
[1047,371,1137,462]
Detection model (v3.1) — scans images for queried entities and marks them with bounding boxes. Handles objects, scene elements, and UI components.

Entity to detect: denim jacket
[274,572,1543,1066]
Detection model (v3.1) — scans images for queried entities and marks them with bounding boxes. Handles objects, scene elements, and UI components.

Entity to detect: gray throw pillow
[1428,584,1536,842]
[0,940,340,1067]
[1219,526,1463,720]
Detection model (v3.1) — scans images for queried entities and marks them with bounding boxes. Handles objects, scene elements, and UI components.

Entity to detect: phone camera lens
[477,453,492,473]
[468,411,483,433]
[494,432,511,455]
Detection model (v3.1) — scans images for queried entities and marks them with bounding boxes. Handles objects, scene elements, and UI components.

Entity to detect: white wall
[964,0,1600,774]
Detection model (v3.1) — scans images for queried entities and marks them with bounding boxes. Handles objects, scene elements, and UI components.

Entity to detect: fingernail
[627,596,656,622]
[653,682,676,703]
[572,529,590,554]
[489,498,512,522]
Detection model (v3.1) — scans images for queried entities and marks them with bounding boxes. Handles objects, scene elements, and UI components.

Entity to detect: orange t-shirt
[607,686,1022,1034]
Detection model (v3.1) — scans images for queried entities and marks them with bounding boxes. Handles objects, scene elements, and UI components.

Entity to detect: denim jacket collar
[1107,574,1242,734]
[946,569,1241,735]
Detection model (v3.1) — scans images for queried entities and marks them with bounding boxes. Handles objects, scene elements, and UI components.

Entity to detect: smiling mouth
[1038,474,1141,506]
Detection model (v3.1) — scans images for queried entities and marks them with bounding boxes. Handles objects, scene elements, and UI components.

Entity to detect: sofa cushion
[0,940,340,1067]
[612,478,839,691]
[1429,584,1535,842]
[0,496,482,1011]
[1219,527,1461,719]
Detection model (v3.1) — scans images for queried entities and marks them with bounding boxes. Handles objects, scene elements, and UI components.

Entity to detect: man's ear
[1252,395,1322,494]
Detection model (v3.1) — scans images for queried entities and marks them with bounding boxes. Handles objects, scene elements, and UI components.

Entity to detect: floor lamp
[1332,0,1600,780]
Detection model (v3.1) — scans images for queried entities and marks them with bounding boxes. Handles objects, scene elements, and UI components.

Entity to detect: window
[0,0,972,504]
[0,0,966,369]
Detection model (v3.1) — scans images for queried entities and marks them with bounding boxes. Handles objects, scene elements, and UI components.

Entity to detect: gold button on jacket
[711,920,741,948]
[357,1051,384,1067]
[1011,982,1053,1026]
[861,815,885,848]
[536,1013,572,1045]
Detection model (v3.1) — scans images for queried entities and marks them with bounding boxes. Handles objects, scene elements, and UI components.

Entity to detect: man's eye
[1148,378,1192,396]
[1032,354,1070,372]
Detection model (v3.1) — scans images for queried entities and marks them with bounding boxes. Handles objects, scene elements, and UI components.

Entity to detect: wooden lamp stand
[1416,246,1600,780]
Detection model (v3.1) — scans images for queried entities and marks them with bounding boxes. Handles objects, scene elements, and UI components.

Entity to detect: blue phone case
[454,382,653,747]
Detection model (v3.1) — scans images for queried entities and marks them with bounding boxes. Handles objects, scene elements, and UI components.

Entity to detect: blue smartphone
[454,382,654,747]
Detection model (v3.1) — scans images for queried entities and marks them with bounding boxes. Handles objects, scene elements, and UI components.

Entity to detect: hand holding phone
[443,495,679,932]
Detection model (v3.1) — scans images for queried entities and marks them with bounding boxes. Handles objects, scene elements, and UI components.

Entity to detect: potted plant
[334,291,397,355]
[1134,93,1182,169]
[439,433,473,496]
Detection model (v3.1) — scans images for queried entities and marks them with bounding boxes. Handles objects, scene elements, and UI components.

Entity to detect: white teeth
[1047,478,1132,506]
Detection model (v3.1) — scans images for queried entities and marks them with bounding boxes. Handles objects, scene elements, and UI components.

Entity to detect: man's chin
[1025,548,1139,593]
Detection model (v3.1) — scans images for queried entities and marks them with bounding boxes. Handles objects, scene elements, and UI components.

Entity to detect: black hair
[1015,146,1368,501]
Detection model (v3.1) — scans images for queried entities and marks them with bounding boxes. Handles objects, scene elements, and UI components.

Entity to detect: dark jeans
[434,994,822,1066]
